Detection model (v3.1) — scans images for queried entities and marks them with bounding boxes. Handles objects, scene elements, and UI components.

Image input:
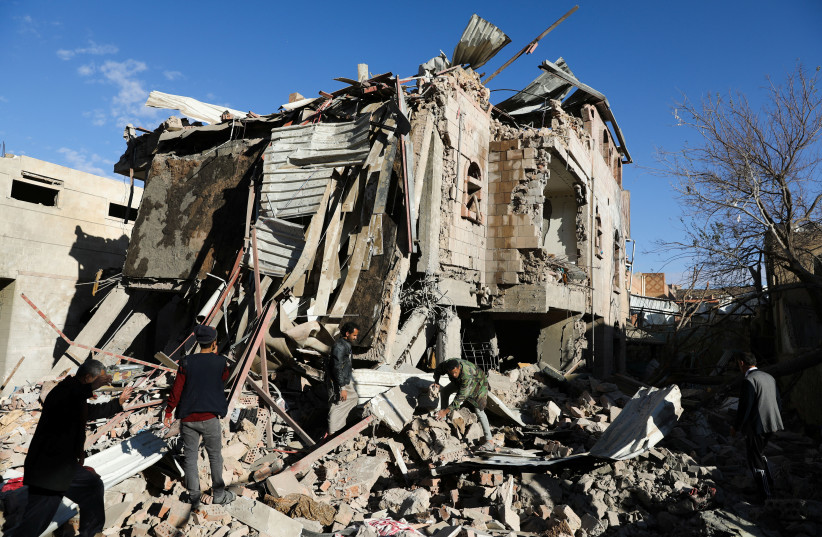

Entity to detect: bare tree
[656,65,822,381]
[660,65,822,311]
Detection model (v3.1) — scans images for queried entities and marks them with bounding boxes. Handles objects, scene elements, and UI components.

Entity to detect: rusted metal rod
[21,294,174,373]
[483,5,579,85]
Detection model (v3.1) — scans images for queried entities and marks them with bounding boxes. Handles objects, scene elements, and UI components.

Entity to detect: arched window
[461,162,483,224]
[613,229,622,288]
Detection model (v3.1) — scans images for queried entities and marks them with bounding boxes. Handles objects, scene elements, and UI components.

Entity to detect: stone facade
[418,70,631,377]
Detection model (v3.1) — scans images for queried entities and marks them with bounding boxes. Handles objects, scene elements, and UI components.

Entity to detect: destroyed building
[0,154,142,391]
[58,22,636,384]
[4,12,822,537]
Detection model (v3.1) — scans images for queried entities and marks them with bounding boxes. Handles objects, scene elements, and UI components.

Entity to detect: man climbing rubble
[325,322,360,437]
[13,359,132,537]
[729,351,783,502]
[163,324,235,506]
[432,359,494,450]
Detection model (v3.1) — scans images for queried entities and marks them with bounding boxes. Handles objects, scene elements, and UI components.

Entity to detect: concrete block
[334,454,389,500]
[580,512,601,532]
[553,505,581,533]
[152,521,182,537]
[334,502,354,526]
[225,497,303,536]
[165,500,191,527]
[265,471,313,498]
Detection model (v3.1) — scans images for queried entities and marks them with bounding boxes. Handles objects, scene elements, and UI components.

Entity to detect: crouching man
[432,359,494,450]
[14,359,132,537]
[164,325,235,506]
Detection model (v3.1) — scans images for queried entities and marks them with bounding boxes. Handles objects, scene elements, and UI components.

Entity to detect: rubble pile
[4,363,822,537]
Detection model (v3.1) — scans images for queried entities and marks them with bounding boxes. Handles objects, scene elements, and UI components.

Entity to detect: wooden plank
[328,131,393,317]
[51,286,132,373]
[371,137,399,215]
[395,76,417,254]
[313,200,343,316]
[415,131,443,275]
[412,112,435,213]
[273,180,335,299]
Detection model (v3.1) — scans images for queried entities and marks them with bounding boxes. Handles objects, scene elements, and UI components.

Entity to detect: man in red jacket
[164,325,234,506]
[13,359,132,537]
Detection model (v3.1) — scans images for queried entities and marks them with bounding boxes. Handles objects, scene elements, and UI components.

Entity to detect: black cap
[194,324,217,345]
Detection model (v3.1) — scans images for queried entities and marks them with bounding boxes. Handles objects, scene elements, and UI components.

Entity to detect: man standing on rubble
[433,359,494,450]
[15,359,133,537]
[163,324,235,506]
[325,322,360,437]
[730,351,783,502]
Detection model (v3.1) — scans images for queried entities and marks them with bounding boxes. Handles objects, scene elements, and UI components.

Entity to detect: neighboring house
[0,154,142,390]
[764,225,822,423]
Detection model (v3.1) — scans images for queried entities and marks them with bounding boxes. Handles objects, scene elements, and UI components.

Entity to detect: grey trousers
[328,383,358,435]
[440,382,492,441]
[181,418,226,501]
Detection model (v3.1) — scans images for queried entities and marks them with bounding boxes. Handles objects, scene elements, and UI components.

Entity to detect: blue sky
[1,0,821,281]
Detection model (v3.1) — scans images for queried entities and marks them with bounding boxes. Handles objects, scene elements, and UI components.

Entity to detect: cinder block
[523,147,536,159]
[506,149,523,160]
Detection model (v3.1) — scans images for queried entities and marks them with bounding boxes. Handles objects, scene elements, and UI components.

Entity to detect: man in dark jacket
[433,359,494,450]
[325,322,359,436]
[164,325,234,506]
[15,359,132,537]
[730,352,784,501]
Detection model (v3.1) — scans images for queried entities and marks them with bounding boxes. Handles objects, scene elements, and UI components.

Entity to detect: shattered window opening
[108,202,139,222]
[10,179,60,207]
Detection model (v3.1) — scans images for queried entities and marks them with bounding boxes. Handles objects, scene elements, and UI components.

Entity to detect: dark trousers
[745,432,775,500]
[13,465,105,537]
[181,418,226,502]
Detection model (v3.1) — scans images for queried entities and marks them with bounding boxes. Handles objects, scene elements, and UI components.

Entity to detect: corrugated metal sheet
[452,14,511,69]
[40,430,167,536]
[252,217,305,277]
[496,57,575,116]
[261,115,370,219]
